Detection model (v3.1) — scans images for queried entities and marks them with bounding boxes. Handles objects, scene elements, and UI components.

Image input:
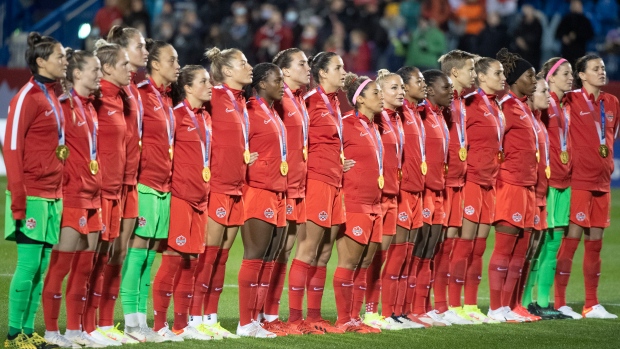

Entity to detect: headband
[352,79,372,105]
[506,58,534,85]
[545,58,567,82]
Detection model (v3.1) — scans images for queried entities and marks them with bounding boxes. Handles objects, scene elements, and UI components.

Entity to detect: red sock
[190,246,218,316]
[583,239,602,308]
[264,261,287,316]
[205,248,229,315]
[254,261,274,319]
[396,243,414,314]
[554,237,579,308]
[381,243,406,317]
[464,237,486,305]
[238,259,263,326]
[413,259,430,315]
[66,251,95,331]
[287,259,310,323]
[43,251,74,331]
[365,250,386,314]
[351,267,368,319]
[333,267,354,325]
[172,258,198,331]
[512,259,531,309]
[448,238,473,308]
[99,263,122,327]
[488,232,517,310]
[152,255,182,331]
[433,238,454,313]
[306,266,326,321]
[83,252,108,333]
[501,230,530,307]
[404,255,420,314]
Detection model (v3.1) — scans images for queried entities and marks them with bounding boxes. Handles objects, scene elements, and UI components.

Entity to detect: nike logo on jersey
[188,126,196,132]
[77,121,86,127]
[360,132,368,137]
[520,115,527,120]
[383,130,392,134]
[580,111,590,116]
[226,108,235,113]
[431,123,440,128]
[154,106,162,111]
[288,111,296,117]
[321,112,329,117]
[406,120,415,125]
[549,113,557,118]
[390,276,399,280]
[484,112,492,117]
[108,110,118,116]
[264,118,272,124]
[45,110,54,116]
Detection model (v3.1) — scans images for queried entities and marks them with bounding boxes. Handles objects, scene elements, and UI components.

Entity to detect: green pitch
[0,177,619,348]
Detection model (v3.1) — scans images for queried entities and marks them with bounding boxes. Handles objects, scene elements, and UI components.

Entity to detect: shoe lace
[213,322,229,333]
[109,324,125,336]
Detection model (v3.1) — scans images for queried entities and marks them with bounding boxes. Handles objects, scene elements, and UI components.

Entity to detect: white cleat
[201,322,239,339]
[441,310,474,325]
[236,320,277,338]
[502,306,527,323]
[63,330,105,348]
[87,330,121,347]
[487,308,508,323]
[557,305,583,320]
[44,331,81,349]
[122,326,146,343]
[173,326,213,340]
[395,316,426,329]
[96,325,139,344]
[137,326,167,343]
[583,304,618,319]
[156,325,184,342]
[426,310,453,326]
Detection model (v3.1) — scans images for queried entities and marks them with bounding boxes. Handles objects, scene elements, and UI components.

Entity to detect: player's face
[126,33,148,69]
[262,68,285,102]
[381,75,405,109]
[580,58,606,88]
[229,52,253,86]
[77,56,103,94]
[532,79,550,111]
[106,49,131,86]
[479,61,505,93]
[359,81,384,115]
[514,67,537,97]
[188,69,213,103]
[39,43,68,80]
[284,51,310,86]
[549,62,573,92]
[430,76,453,108]
[156,45,180,84]
[321,55,346,89]
[404,70,427,101]
[455,58,476,89]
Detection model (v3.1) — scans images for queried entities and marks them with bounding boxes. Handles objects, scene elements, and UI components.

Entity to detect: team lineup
[3,24,619,348]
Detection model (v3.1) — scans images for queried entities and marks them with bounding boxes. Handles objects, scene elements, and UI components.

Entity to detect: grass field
[0,176,619,348]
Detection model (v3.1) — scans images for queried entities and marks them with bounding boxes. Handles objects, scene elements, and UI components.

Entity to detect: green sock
[7,327,22,338]
[120,248,148,315]
[23,247,51,331]
[138,248,157,314]
[8,244,45,332]
[537,229,563,307]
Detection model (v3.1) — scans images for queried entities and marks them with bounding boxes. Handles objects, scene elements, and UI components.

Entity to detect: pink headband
[352,79,372,105]
[546,58,567,82]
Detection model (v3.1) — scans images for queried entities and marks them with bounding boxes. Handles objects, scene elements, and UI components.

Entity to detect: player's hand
[343,159,356,172]
[248,152,259,165]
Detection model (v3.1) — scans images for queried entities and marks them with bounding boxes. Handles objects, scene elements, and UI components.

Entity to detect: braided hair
[245,62,281,100]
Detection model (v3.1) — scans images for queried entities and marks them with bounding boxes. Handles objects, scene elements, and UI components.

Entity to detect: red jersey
[497,92,538,187]
[399,100,425,193]
[122,72,143,185]
[60,91,102,209]
[206,84,248,196]
[4,77,64,219]
[376,108,403,196]
[464,90,502,187]
[246,96,288,193]
[421,100,447,191]
[274,85,307,198]
[565,88,620,192]
[93,79,126,200]
[534,111,549,205]
[342,111,382,214]
[136,78,174,192]
[171,100,211,211]
[305,87,344,188]
[445,90,469,187]
[541,91,571,189]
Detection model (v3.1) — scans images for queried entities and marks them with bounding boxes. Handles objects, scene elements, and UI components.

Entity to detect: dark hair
[145,38,171,75]
[107,25,142,48]
[474,57,499,85]
[496,48,521,78]
[94,39,123,74]
[438,49,476,76]
[25,32,60,75]
[343,72,371,109]
[204,47,243,83]
[573,54,602,89]
[308,51,338,85]
[244,62,280,100]
[171,65,207,105]
[396,66,420,85]
[422,69,447,88]
[540,57,569,81]
[273,48,303,69]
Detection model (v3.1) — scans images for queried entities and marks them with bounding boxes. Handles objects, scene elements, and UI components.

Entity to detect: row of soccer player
[4,25,619,347]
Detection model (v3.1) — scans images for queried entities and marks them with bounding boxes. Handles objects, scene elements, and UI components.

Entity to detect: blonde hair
[204,47,243,83]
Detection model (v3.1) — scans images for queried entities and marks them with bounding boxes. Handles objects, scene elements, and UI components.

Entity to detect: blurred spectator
[400,0,423,32]
[556,0,594,65]
[406,17,447,70]
[299,18,321,57]
[380,2,408,72]
[283,7,304,47]
[220,2,253,54]
[123,0,151,38]
[594,0,620,37]
[511,5,543,67]
[174,20,203,66]
[94,0,123,38]
[153,1,177,41]
[454,0,486,53]
[477,12,510,59]
[486,0,518,25]
[354,2,389,55]
[204,24,230,50]
[253,9,294,63]
[422,0,452,31]
[345,29,372,73]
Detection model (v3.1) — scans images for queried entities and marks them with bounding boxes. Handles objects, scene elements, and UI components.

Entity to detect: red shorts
[494,181,535,229]
[243,186,286,227]
[208,192,245,226]
[341,212,382,245]
[381,195,398,236]
[463,181,496,224]
[422,188,445,225]
[534,205,548,231]
[570,189,610,228]
[167,196,207,254]
[61,207,103,234]
[305,179,345,228]
[286,197,307,223]
[121,184,139,219]
[101,198,122,241]
[396,190,423,230]
[443,186,464,227]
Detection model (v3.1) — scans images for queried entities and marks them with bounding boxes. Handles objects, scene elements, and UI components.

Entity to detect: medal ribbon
[317,86,344,155]
[127,86,144,142]
[356,112,383,177]
[71,90,97,162]
[536,117,550,169]
[428,106,449,164]
[549,97,569,152]
[283,83,308,151]
[257,96,287,164]
[478,89,504,152]
[453,97,466,149]
[381,110,404,169]
[513,95,539,160]
[582,92,606,147]
[183,101,211,168]
[35,81,65,147]
[220,85,250,154]
[404,104,426,163]
[150,82,174,149]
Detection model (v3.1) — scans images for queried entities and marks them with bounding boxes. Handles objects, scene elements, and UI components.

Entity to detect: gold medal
[497,150,505,163]
[202,167,211,182]
[545,166,551,179]
[599,144,609,158]
[536,150,540,163]
[169,146,173,160]
[378,175,384,189]
[139,139,142,152]
[56,145,69,160]
[421,161,427,175]
[280,161,289,176]
[89,160,99,175]
[340,152,345,165]
[444,163,449,175]
[560,151,569,164]
[303,147,308,161]
[243,149,251,164]
[398,169,403,181]
[459,147,467,161]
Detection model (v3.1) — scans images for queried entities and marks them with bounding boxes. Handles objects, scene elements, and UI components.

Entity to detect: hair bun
[94,39,110,50]
[27,32,43,47]
[377,69,391,80]
[65,47,75,60]
[343,72,359,92]
[204,47,221,62]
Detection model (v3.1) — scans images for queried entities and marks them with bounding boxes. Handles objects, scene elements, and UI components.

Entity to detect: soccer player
[558,55,619,319]
[188,47,254,339]
[150,65,214,341]
[436,50,477,325]
[334,73,383,334]
[98,26,149,343]
[487,48,538,323]
[42,49,105,349]
[121,39,180,342]
[287,52,350,333]
[4,32,67,349]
